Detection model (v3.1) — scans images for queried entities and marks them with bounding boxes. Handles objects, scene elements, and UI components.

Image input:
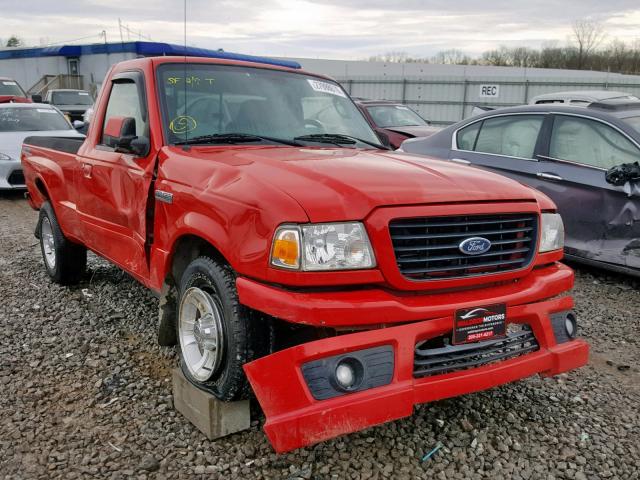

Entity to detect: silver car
[530,90,639,106]
[0,103,84,189]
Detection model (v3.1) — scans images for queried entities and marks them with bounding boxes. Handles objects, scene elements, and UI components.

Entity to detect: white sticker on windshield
[396,105,409,110]
[307,79,346,98]
[79,92,89,95]
[36,109,57,113]
[2,81,17,86]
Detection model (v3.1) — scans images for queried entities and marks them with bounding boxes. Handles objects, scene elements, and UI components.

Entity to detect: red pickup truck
[21,55,588,453]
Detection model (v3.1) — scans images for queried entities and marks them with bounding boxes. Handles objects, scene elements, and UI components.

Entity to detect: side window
[549,116,639,169]
[101,81,147,145]
[456,122,481,150]
[473,115,544,159]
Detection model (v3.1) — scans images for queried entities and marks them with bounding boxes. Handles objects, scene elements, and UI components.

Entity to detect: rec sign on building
[479,85,500,98]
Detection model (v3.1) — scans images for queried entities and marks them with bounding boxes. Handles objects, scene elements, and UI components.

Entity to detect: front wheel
[176,256,273,401]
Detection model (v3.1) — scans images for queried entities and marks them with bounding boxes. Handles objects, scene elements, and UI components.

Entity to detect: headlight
[270,222,376,271]
[0,153,12,161]
[539,213,564,252]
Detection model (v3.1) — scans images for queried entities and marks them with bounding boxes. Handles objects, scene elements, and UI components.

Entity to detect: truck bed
[23,135,85,155]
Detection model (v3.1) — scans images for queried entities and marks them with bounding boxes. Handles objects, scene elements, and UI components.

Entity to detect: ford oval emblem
[459,237,491,255]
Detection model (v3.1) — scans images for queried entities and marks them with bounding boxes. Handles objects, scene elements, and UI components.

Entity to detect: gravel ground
[1,193,639,480]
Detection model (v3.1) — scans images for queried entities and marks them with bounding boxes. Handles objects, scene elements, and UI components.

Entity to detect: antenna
[182,0,190,149]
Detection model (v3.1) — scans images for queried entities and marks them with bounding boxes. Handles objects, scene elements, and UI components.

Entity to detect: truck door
[75,71,156,282]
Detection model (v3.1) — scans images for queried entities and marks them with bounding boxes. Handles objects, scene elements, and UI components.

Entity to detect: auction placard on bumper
[454,303,507,344]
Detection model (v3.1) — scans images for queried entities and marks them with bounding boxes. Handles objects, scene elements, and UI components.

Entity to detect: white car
[530,90,638,106]
[0,103,84,190]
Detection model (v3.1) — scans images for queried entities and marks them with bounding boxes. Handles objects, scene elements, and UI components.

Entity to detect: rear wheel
[38,202,87,285]
[176,256,273,401]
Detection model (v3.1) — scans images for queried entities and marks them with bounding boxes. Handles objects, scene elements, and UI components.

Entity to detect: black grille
[389,213,537,280]
[7,169,25,186]
[414,327,539,378]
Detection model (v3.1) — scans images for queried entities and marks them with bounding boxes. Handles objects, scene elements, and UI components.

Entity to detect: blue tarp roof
[0,41,301,69]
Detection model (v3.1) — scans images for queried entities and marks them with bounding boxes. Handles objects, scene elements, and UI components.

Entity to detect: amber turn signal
[271,227,300,269]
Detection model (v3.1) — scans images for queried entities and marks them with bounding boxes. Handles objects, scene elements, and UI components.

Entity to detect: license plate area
[453,303,506,345]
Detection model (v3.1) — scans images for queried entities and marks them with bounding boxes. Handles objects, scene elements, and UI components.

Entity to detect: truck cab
[21,55,588,453]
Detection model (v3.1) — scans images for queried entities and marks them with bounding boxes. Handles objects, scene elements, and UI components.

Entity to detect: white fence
[337,75,640,125]
[290,58,640,126]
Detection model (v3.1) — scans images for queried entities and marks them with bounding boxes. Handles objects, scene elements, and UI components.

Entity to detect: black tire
[38,201,87,285]
[177,256,273,401]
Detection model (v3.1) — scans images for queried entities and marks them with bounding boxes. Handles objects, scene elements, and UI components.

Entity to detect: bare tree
[432,49,471,65]
[608,39,629,72]
[572,19,605,69]
[482,46,511,66]
[368,51,410,63]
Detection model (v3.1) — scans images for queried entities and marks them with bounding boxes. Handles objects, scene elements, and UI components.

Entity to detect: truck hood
[0,130,83,161]
[186,146,540,221]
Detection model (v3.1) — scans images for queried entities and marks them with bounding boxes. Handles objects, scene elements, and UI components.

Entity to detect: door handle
[450,158,471,165]
[536,172,563,181]
[82,163,92,179]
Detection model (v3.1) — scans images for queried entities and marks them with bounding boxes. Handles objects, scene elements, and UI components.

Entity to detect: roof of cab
[109,55,333,82]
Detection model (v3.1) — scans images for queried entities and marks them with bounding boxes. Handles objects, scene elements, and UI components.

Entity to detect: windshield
[623,116,640,133]
[52,91,93,105]
[367,105,427,128]
[157,63,381,148]
[0,107,72,132]
[0,80,26,98]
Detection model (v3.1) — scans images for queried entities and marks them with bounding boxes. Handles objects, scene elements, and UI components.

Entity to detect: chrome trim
[155,190,174,204]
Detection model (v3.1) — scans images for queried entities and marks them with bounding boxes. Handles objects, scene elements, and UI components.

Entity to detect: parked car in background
[530,90,638,106]
[401,100,640,277]
[354,99,440,149]
[44,88,94,123]
[0,77,31,104]
[0,103,83,189]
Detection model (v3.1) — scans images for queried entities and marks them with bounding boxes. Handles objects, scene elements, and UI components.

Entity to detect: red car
[22,55,588,453]
[354,99,440,149]
[0,77,34,104]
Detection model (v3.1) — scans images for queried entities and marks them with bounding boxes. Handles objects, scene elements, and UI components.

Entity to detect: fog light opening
[565,313,577,339]
[333,357,364,392]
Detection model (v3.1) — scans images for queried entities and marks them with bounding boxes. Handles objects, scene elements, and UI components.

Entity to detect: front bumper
[238,263,574,328]
[243,288,589,453]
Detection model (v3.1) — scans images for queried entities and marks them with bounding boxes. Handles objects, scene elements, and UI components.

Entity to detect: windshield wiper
[174,133,300,146]
[294,133,387,149]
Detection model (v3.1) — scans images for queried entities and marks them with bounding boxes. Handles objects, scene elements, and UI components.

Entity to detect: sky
[1,0,639,60]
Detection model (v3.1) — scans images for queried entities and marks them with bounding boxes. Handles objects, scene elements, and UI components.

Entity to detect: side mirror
[606,162,640,187]
[31,94,43,103]
[73,120,85,130]
[103,116,149,157]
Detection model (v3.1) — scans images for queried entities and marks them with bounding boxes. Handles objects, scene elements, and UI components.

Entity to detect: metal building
[292,58,640,125]
[0,41,299,99]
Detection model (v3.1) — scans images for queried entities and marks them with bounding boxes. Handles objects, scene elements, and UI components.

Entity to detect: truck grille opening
[389,213,538,280]
[7,170,25,186]
[413,325,539,378]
